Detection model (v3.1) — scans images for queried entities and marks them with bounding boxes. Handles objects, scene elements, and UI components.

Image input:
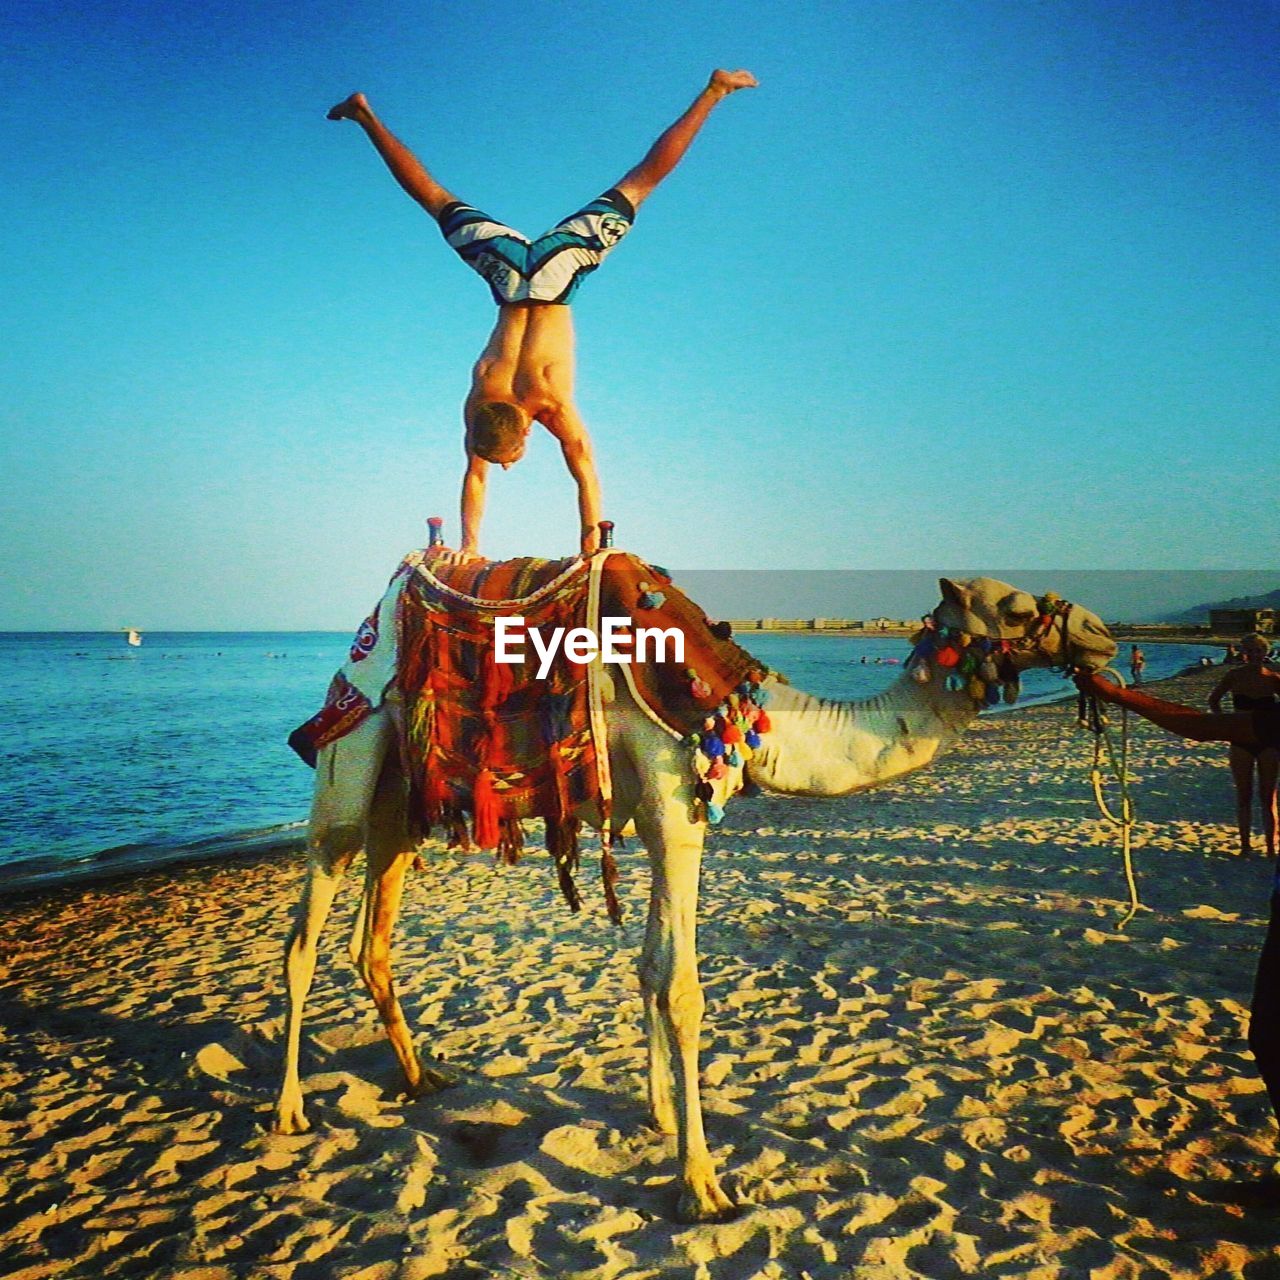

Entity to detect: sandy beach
[3,666,1279,1278]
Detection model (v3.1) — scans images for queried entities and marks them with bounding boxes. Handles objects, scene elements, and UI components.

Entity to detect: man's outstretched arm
[460,454,488,556]
[1075,670,1264,748]
[614,69,757,210]
[542,406,602,555]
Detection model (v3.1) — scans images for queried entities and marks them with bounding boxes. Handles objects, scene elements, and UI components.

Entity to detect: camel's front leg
[275,715,389,1134]
[356,764,451,1095]
[641,899,677,1136]
[634,802,735,1222]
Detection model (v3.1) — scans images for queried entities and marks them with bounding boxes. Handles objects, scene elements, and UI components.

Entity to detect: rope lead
[1082,667,1141,928]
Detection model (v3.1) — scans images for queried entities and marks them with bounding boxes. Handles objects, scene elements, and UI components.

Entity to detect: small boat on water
[126,629,142,647]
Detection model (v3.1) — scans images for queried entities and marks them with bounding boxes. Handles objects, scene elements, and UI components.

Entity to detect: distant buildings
[724,617,903,632]
[1209,607,1276,635]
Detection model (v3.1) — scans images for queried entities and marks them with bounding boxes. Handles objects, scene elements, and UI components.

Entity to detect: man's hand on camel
[708,69,759,97]
[439,546,484,565]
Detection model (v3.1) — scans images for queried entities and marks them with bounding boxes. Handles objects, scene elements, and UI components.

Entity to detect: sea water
[0,629,1216,891]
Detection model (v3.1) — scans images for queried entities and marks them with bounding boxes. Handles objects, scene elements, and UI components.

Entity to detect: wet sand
[3,666,1279,1277]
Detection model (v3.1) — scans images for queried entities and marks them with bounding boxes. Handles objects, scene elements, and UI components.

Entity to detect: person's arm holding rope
[1075,670,1267,749]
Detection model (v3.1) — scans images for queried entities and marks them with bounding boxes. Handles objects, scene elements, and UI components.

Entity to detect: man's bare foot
[709,69,758,97]
[327,92,371,123]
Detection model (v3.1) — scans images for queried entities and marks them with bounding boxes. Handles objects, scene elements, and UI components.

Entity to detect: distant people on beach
[326,71,757,556]
[1209,634,1280,860]
[1129,644,1146,685]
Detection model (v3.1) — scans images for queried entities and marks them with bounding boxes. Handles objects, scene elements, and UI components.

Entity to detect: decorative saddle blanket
[289,547,767,919]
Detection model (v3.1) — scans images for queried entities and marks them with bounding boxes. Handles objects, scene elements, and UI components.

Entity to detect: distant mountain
[1166,587,1280,624]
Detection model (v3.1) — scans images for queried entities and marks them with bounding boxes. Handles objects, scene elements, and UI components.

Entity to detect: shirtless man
[327,69,758,555]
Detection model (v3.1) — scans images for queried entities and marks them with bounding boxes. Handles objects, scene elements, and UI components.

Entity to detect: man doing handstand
[327,69,757,556]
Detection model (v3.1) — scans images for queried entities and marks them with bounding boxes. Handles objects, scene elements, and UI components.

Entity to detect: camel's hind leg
[356,757,451,1095]
[347,887,367,966]
[275,712,389,1133]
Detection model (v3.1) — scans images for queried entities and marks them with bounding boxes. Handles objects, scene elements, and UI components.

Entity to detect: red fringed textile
[293,547,772,919]
[287,672,373,767]
[471,768,500,850]
[601,845,622,925]
[398,552,604,913]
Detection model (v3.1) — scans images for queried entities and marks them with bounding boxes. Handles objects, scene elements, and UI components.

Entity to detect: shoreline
[0,664,1219,904]
[733,625,1234,645]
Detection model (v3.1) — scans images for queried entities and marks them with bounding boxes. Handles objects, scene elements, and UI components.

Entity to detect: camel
[274,573,1116,1220]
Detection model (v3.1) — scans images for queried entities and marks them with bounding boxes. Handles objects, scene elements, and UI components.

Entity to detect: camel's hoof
[649,1109,678,1136]
[676,1172,737,1222]
[273,1099,311,1135]
[408,1066,456,1096]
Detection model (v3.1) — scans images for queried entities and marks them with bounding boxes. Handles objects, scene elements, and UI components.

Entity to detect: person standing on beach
[326,70,758,556]
[1129,644,1146,685]
[1208,633,1280,859]
[1076,669,1280,1163]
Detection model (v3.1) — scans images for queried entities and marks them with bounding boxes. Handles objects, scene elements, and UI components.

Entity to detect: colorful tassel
[472,768,500,849]
[601,846,622,925]
[686,666,773,828]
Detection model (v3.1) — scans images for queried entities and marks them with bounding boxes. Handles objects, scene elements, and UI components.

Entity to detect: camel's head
[932,577,1116,673]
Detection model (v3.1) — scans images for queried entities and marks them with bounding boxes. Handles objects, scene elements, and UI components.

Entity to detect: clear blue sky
[2,1,1276,628]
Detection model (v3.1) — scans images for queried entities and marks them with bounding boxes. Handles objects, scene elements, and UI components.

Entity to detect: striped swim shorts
[436,188,635,305]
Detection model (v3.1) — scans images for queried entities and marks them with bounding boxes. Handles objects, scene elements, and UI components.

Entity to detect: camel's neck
[749,671,983,797]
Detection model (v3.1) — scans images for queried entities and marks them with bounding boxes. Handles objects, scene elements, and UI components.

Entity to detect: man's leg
[613,69,757,211]
[328,93,457,219]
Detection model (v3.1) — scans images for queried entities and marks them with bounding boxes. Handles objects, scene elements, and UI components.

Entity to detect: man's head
[467,401,530,468]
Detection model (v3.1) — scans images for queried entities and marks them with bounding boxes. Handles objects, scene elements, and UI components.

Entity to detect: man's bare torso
[467,304,575,424]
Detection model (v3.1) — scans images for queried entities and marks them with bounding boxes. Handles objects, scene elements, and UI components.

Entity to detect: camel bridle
[933,593,1082,671]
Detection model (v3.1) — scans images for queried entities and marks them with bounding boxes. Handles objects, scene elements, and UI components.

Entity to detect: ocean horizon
[1,629,1219,895]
